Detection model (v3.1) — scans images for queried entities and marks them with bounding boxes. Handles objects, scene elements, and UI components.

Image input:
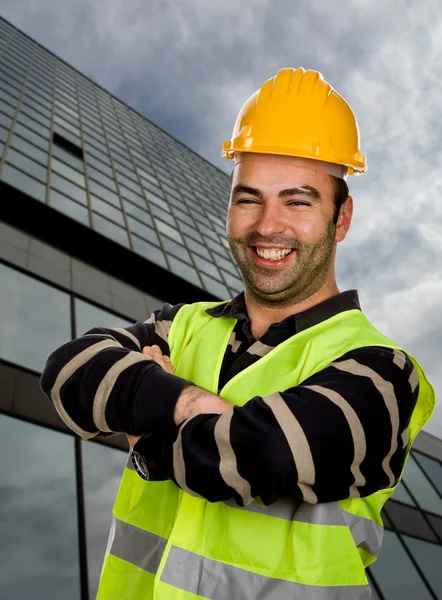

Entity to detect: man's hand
[127,345,232,448]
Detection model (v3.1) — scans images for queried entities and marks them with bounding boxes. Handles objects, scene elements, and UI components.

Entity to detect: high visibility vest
[97,303,435,600]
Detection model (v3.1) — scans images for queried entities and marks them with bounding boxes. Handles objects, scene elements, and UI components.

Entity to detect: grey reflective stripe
[107,516,166,574]
[342,511,384,557]
[225,498,383,556]
[161,545,372,600]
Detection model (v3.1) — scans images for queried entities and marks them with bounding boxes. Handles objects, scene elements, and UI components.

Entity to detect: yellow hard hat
[222,67,367,176]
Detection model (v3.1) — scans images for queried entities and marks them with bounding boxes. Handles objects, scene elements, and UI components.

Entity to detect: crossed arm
[40,306,418,505]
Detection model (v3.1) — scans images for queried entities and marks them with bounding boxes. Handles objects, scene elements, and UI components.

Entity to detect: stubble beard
[228,221,337,308]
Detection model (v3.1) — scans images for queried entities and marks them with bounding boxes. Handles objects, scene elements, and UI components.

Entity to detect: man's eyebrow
[231,184,263,199]
[279,186,321,199]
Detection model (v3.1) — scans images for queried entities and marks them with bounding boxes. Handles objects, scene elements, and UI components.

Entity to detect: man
[41,67,435,599]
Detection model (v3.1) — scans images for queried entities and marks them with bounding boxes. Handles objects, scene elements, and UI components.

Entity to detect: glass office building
[0,15,441,600]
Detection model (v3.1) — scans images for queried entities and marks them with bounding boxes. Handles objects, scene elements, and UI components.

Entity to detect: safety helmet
[222,67,367,176]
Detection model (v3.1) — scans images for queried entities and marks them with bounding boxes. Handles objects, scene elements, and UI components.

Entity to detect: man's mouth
[249,246,295,265]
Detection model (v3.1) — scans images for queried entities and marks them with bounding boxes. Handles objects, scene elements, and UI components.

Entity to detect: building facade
[0,15,441,600]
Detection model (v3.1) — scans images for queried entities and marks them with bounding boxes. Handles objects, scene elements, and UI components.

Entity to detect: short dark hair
[331,176,349,224]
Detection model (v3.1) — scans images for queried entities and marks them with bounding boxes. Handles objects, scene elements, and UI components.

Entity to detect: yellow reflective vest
[97,302,435,600]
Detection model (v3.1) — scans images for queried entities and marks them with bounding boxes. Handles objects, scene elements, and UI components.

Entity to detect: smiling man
[40,68,435,600]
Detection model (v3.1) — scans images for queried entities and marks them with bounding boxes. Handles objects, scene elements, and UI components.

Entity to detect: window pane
[124,200,152,226]
[93,213,130,248]
[49,189,90,226]
[154,218,183,243]
[402,453,442,514]
[369,530,432,600]
[414,452,442,496]
[402,535,442,596]
[1,163,46,202]
[75,298,133,335]
[91,196,124,226]
[52,157,86,187]
[0,264,71,371]
[10,133,49,165]
[6,147,48,182]
[0,415,80,599]
[127,217,158,244]
[82,441,127,599]
[168,254,202,288]
[201,273,230,299]
[48,169,85,204]
[132,235,167,268]
[391,481,416,505]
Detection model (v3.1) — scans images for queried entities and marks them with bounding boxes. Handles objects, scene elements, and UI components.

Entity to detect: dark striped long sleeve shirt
[40,290,419,505]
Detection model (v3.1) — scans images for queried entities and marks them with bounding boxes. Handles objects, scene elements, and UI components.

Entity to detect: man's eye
[289,201,309,206]
[237,199,258,204]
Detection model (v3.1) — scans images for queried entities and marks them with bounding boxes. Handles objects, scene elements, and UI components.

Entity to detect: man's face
[226,154,350,306]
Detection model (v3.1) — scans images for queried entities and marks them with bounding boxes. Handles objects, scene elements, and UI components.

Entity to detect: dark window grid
[83,131,107,154]
[79,102,101,123]
[366,572,386,600]
[55,99,80,120]
[114,160,138,183]
[90,195,125,227]
[21,92,53,119]
[18,102,52,128]
[383,501,439,543]
[123,199,153,225]
[56,87,79,107]
[16,111,50,138]
[81,121,106,143]
[110,149,136,173]
[4,145,48,182]
[172,207,193,226]
[54,114,81,137]
[0,87,19,113]
[86,154,114,179]
[53,124,82,150]
[0,54,29,76]
[28,67,55,86]
[393,531,441,599]
[106,106,179,269]
[55,76,76,94]
[0,62,28,85]
[0,75,22,99]
[0,109,12,129]
[399,477,442,543]
[0,102,15,119]
[85,91,139,256]
[24,76,54,99]
[86,163,117,191]
[52,143,84,173]
[26,76,55,100]
[116,172,142,195]
[54,105,81,128]
[411,450,442,505]
[84,143,112,167]
[0,56,44,175]
[9,134,49,168]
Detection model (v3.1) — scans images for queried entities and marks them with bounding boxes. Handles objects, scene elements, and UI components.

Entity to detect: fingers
[142,345,174,375]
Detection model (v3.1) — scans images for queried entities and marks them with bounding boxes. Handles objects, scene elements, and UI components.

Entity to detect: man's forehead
[233,152,347,180]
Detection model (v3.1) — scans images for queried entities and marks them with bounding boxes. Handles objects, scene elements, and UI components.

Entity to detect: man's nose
[255,204,286,237]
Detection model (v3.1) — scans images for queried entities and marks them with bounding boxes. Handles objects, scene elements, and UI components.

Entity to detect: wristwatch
[131,432,169,482]
[131,434,153,481]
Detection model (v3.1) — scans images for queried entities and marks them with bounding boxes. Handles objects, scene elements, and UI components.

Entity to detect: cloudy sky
[1,0,441,437]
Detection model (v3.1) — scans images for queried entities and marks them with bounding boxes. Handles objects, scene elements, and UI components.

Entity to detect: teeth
[256,247,292,261]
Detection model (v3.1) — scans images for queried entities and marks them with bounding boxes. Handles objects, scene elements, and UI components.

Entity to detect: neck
[245,279,340,341]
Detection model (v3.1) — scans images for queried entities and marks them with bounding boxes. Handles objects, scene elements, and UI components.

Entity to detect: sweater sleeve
[143,346,419,505]
[40,303,192,439]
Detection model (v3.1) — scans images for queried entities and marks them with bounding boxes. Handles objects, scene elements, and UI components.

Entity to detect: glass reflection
[0,264,71,371]
[0,415,80,600]
[82,440,127,599]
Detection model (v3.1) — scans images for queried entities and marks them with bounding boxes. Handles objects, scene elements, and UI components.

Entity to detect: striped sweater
[40,290,418,504]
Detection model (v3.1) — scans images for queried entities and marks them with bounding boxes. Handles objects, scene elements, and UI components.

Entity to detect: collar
[206,290,361,335]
